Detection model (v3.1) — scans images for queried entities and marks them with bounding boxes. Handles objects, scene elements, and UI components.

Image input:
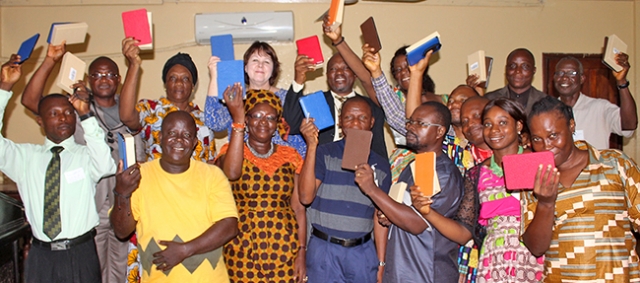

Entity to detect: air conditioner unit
[195,11,294,45]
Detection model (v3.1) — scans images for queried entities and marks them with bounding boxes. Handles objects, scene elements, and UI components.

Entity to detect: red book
[502,151,555,190]
[122,9,152,48]
[296,35,324,68]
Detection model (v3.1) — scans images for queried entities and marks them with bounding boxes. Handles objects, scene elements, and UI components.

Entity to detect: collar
[43,135,79,152]
[507,86,533,98]
[330,91,356,100]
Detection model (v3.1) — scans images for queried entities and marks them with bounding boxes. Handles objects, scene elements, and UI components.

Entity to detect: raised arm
[21,43,66,113]
[522,165,560,257]
[110,162,141,239]
[204,56,234,132]
[322,18,375,102]
[355,164,427,235]
[283,55,314,135]
[119,38,143,131]
[613,53,638,130]
[362,44,406,134]
[298,118,320,205]
[406,51,432,118]
[218,83,245,180]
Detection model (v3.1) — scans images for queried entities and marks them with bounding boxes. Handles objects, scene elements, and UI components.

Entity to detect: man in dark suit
[284,53,388,158]
[484,48,547,114]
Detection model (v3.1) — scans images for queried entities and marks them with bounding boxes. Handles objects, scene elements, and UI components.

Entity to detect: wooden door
[542,53,622,149]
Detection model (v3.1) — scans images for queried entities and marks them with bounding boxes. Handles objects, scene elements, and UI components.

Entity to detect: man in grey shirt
[354,101,464,282]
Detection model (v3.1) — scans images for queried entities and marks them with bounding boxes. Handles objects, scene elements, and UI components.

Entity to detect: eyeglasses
[248,113,278,122]
[554,70,579,78]
[89,73,119,80]
[405,119,442,128]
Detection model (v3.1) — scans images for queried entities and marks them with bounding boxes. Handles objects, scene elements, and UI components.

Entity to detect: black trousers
[25,237,101,283]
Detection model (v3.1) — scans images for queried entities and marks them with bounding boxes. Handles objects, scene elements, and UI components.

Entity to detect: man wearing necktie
[0,55,116,283]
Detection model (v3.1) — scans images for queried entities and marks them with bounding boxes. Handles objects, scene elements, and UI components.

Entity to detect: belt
[32,229,96,251]
[312,228,371,248]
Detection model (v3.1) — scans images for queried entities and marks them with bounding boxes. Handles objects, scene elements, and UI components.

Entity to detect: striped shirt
[521,141,640,282]
[309,139,391,239]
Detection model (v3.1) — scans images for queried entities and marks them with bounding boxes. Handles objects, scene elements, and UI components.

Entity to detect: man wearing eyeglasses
[553,55,637,149]
[22,43,142,283]
[353,101,463,283]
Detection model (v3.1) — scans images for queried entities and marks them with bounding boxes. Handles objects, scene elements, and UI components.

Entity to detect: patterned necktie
[43,146,64,240]
[335,95,348,138]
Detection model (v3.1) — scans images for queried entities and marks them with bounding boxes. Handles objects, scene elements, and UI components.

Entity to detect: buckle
[50,240,70,251]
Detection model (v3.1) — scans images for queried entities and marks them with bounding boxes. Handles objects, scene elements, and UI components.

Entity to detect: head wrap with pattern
[244,89,290,141]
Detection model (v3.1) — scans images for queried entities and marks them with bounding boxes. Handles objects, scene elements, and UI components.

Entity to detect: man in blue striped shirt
[299,96,391,283]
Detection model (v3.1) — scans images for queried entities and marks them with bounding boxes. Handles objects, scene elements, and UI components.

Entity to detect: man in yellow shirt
[110,111,238,282]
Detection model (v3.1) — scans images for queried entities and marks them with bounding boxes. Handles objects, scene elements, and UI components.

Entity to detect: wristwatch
[79,112,94,121]
[379,261,386,267]
[618,80,630,89]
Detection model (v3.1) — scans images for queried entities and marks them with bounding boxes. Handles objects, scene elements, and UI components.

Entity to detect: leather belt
[32,229,96,251]
[312,228,371,248]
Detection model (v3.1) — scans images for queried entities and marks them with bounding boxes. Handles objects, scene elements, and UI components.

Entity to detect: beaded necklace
[246,141,274,159]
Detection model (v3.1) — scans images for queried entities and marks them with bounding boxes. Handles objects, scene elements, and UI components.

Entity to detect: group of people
[2,14,640,283]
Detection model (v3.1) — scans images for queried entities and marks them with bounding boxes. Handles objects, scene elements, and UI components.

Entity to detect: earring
[518,131,521,135]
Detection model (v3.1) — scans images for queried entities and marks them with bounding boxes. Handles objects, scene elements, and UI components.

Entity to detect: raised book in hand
[299,91,334,131]
[406,31,441,66]
[502,151,555,190]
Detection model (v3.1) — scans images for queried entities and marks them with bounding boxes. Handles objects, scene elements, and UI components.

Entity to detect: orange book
[327,0,345,31]
[413,152,440,196]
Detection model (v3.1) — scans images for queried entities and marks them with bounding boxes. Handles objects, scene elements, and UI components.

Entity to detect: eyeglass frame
[405,118,442,129]
[89,73,120,80]
[553,70,579,78]
[248,113,278,122]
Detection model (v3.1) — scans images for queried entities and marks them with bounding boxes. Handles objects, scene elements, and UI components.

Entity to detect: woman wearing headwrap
[119,38,215,162]
[205,41,308,158]
[217,85,307,283]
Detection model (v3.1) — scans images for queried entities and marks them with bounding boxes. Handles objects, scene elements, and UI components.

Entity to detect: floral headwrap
[244,89,290,141]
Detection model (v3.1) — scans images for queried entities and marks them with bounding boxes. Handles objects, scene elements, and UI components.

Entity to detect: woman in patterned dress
[216,85,307,283]
[412,98,544,283]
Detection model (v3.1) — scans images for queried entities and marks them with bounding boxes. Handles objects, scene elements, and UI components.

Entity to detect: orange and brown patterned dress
[218,143,303,283]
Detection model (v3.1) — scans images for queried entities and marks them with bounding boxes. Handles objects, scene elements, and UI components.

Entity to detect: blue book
[216,60,245,99]
[47,22,69,44]
[299,91,334,131]
[117,133,136,170]
[17,34,40,64]
[406,31,442,66]
[210,34,234,61]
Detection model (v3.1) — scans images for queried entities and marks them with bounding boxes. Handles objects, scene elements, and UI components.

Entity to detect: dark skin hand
[0,54,22,91]
[153,241,189,271]
[466,74,486,96]
[409,186,434,215]
[110,161,141,240]
[522,165,560,257]
[294,54,315,85]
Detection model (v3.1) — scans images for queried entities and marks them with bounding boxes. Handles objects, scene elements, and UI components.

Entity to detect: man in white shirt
[553,55,637,149]
[0,55,116,283]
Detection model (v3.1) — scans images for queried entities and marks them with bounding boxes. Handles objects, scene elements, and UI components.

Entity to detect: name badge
[64,168,86,184]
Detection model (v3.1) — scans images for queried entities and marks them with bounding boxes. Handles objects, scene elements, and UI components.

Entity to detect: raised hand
[70,80,91,103]
[122,37,142,66]
[223,83,244,123]
[46,42,66,63]
[208,56,220,77]
[294,55,315,85]
[300,118,319,148]
[409,50,433,76]
[532,164,560,206]
[322,14,342,43]
[613,52,631,84]
[0,54,22,91]
[362,44,382,77]
[114,161,141,197]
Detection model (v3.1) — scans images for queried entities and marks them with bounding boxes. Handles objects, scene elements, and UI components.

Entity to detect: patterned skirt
[477,215,544,283]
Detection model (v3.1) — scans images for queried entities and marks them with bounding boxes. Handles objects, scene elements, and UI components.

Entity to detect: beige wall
[1,0,638,158]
